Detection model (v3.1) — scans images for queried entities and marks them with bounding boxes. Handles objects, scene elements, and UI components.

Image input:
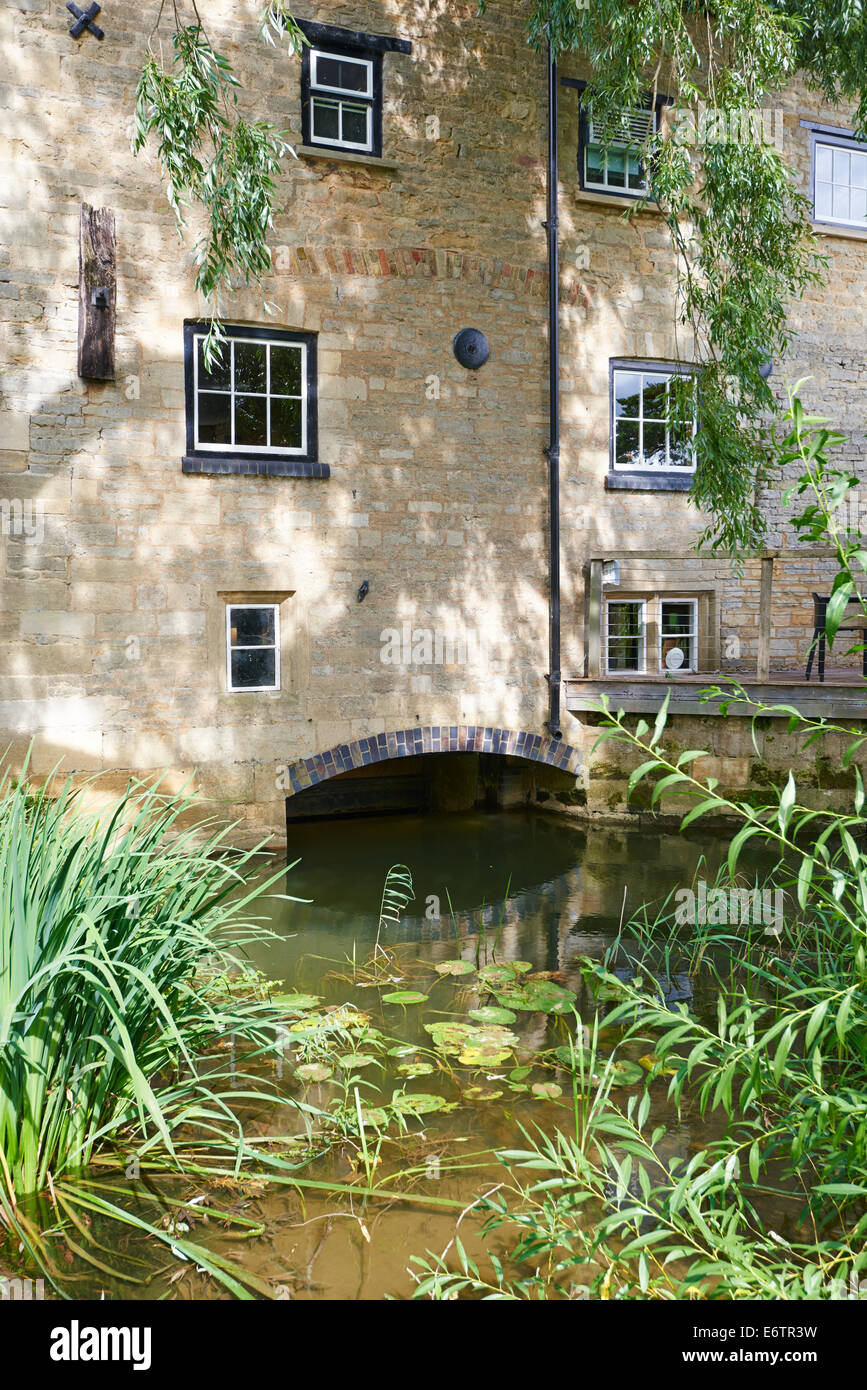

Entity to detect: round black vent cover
[453,328,490,370]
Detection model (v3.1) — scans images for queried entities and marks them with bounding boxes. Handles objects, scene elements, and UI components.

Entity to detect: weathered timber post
[77,203,116,379]
[757,555,774,683]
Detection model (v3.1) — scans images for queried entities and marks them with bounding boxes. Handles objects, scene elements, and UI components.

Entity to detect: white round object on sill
[665,646,685,671]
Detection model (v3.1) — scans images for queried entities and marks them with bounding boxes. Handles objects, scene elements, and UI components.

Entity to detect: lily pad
[468,1005,517,1025]
[495,980,577,1015]
[382,990,429,1005]
[295,1062,333,1083]
[387,1044,417,1058]
[607,1059,645,1087]
[392,1092,448,1116]
[425,1020,518,1067]
[458,1046,513,1066]
[397,1061,434,1078]
[464,1085,503,1101]
[434,960,475,977]
[336,1053,378,1070]
[531,1081,563,1100]
[424,1020,475,1053]
[639,1052,679,1077]
[357,1107,389,1128]
[270,992,322,1012]
[477,964,519,988]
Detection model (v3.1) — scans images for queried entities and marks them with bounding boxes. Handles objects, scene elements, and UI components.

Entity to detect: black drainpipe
[544,38,562,739]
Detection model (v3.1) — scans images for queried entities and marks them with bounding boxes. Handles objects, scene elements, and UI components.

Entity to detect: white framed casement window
[605,599,646,673]
[226,604,281,692]
[309,49,375,152]
[660,598,698,672]
[583,105,656,196]
[813,137,867,229]
[193,332,308,456]
[611,363,697,473]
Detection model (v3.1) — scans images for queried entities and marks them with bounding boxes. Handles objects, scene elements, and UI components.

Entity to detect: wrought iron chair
[805,593,867,682]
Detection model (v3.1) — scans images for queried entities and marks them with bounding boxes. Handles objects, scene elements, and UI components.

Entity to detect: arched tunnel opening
[284,750,586,824]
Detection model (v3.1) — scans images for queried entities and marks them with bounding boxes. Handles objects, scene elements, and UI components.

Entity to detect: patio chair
[805,592,867,682]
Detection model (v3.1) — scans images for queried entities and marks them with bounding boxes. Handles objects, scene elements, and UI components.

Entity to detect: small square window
[303,43,381,156]
[183,323,321,476]
[610,362,697,477]
[812,135,867,229]
[226,604,280,692]
[606,600,646,673]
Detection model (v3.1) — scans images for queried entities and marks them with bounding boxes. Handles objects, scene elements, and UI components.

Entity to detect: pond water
[48,810,780,1301]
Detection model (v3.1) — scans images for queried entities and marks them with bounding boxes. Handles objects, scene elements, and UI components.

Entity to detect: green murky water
[41,812,773,1300]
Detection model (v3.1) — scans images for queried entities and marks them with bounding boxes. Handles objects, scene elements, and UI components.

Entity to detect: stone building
[1,0,865,841]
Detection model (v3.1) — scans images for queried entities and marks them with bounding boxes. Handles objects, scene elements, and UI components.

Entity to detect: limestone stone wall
[0,1,865,842]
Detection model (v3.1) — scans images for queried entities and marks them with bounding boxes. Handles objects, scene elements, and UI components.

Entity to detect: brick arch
[282,726,582,796]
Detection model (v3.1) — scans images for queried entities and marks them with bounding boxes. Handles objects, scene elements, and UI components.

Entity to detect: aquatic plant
[409,399,867,1301]
[0,764,326,1293]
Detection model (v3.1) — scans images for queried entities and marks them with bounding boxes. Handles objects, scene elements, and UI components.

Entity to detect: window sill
[575,188,661,213]
[810,219,867,243]
[296,145,401,170]
[605,472,693,492]
[182,456,330,478]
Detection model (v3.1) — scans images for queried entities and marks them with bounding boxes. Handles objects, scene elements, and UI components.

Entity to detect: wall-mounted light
[453,328,490,370]
[601,560,621,587]
[357,580,370,603]
[759,356,773,380]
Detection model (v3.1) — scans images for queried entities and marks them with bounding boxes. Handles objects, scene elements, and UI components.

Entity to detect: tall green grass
[0,762,293,1199]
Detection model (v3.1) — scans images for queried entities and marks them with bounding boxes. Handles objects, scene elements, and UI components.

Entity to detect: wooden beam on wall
[77,203,116,380]
[757,555,774,683]
[587,559,603,678]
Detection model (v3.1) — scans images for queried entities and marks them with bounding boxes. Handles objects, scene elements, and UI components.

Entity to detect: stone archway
[281,725,582,797]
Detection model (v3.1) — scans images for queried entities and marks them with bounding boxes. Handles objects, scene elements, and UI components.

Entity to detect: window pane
[627,156,646,191]
[614,371,642,418]
[833,183,850,221]
[235,395,267,446]
[198,339,230,391]
[315,55,369,94]
[615,419,640,467]
[643,420,667,467]
[662,603,695,670]
[234,341,267,393]
[815,144,833,182]
[852,153,867,188]
[271,397,303,450]
[833,147,850,184]
[814,181,833,219]
[607,148,626,187]
[341,102,369,146]
[231,607,276,646]
[607,603,643,671]
[270,346,302,396]
[312,97,341,141]
[642,374,668,418]
[198,392,232,444]
[231,648,277,689]
[851,185,867,222]
[585,144,605,184]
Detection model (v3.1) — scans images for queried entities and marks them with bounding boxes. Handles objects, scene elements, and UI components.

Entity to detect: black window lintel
[296,19,411,55]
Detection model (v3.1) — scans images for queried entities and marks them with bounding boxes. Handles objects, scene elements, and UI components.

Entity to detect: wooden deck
[565,669,867,719]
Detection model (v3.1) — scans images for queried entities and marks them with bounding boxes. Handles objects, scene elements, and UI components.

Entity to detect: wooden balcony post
[757,555,774,683]
[588,559,603,678]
